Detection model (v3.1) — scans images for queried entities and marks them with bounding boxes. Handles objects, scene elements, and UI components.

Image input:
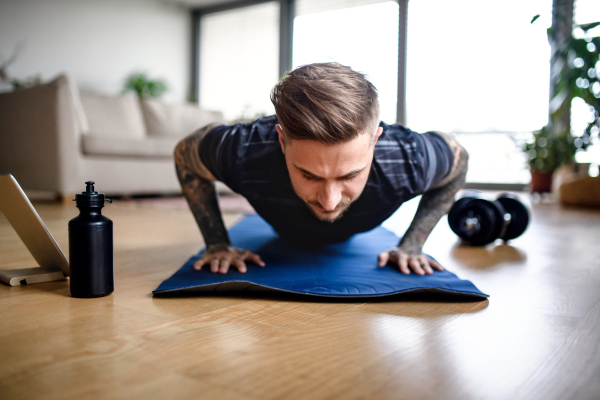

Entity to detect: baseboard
[464,182,528,191]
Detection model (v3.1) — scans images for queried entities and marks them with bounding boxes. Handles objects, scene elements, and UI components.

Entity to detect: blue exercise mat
[153,215,488,299]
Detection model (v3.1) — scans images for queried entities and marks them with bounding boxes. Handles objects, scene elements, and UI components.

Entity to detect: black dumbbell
[448,193,529,246]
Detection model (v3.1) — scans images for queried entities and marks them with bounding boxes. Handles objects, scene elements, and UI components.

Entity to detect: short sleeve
[374,123,455,200]
[420,132,454,191]
[198,124,244,192]
[197,117,280,194]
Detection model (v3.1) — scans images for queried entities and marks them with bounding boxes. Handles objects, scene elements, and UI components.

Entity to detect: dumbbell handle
[459,212,511,238]
[463,217,480,232]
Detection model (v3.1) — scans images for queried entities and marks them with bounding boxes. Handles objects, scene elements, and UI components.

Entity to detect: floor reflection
[451,242,527,269]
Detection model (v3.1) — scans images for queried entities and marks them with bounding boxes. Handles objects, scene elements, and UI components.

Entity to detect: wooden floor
[1,192,599,400]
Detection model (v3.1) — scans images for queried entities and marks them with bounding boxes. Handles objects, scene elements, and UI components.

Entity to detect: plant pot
[530,170,553,193]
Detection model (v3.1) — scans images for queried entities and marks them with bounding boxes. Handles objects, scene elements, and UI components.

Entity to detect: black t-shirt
[199,116,453,243]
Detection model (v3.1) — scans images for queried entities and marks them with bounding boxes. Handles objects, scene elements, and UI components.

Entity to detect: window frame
[190,0,408,125]
[191,0,295,105]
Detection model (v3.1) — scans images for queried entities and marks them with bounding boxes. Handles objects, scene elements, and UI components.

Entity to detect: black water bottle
[69,181,114,298]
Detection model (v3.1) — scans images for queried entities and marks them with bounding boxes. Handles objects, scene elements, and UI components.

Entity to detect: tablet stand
[0,174,69,286]
[0,268,66,286]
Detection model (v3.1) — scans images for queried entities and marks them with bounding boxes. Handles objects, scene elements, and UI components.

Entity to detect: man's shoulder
[374,122,422,158]
[369,122,429,196]
[198,115,281,192]
[208,115,279,146]
[372,122,456,194]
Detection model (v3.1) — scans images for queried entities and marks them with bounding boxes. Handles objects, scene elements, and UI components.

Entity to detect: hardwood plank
[178,300,487,400]
[332,309,578,400]
[513,299,600,400]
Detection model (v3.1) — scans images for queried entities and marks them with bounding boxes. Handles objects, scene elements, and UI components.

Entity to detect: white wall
[0,0,191,102]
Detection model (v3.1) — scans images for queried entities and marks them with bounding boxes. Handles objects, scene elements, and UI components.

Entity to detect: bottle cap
[75,181,106,207]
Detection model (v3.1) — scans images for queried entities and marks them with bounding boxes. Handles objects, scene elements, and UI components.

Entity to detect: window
[293,0,400,123]
[194,0,600,184]
[406,0,552,134]
[406,0,600,184]
[198,2,280,121]
[406,0,552,184]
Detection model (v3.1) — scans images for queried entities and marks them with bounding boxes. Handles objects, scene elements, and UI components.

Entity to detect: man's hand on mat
[194,244,265,274]
[377,246,444,275]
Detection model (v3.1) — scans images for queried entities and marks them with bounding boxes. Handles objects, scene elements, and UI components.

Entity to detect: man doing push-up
[174,62,468,275]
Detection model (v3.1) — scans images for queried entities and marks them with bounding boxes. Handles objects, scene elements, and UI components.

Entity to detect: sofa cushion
[82,134,179,159]
[141,98,224,137]
[80,92,146,139]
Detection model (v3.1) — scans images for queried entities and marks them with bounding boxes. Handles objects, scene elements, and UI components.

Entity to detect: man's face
[276,125,383,223]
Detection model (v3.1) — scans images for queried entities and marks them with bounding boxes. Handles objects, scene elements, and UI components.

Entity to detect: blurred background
[1,0,599,189]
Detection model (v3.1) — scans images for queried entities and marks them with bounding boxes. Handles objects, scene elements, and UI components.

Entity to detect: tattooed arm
[378,132,468,275]
[174,126,264,274]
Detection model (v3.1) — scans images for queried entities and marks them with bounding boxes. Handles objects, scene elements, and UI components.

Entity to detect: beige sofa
[0,74,224,198]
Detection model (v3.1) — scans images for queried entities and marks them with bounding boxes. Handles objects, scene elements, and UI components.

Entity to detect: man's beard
[304,198,352,223]
[288,178,365,223]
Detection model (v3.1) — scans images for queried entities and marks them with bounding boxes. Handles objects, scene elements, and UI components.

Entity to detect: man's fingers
[210,257,220,273]
[193,258,206,270]
[379,248,443,275]
[398,255,410,275]
[219,258,231,274]
[378,252,389,267]
[429,258,444,271]
[232,258,247,273]
[408,258,425,275]
[421,258,433,275]
[194,247,263,274]
[247,253,265,267]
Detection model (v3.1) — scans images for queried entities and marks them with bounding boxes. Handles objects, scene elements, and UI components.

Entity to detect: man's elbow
[174,133,217,182]
[174,137,188,168]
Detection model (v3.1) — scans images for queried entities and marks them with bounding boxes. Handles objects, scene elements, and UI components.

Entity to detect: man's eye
[342,174,358,181]
[303,175,316,181]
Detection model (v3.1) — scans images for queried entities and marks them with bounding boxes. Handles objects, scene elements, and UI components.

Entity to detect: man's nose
[317,182,342,211]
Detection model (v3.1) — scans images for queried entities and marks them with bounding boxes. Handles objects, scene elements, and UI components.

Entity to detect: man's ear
[276,124,286,154]
[373,126,383,146]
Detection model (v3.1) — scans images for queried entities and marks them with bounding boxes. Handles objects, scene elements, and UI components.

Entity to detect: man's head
[271,62,383,223]
[271,62,381,144]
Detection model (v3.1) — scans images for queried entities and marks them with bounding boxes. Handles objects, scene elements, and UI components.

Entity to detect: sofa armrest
[0,74,83,195]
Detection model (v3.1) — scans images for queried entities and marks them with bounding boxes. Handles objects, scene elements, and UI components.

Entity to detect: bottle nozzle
[85,181,97,193]
[76,181,104,207]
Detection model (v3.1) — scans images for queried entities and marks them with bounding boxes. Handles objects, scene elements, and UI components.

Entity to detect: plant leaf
[580,22,600,31]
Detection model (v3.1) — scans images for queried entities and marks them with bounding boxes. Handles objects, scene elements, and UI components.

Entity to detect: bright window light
[199,2,279,121]
[406,0,553,134]
[293,1,400,124]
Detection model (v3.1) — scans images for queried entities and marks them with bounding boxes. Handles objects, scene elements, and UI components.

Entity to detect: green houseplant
[551,21,600,148]
[524,16,600,192]
[523,126,577,192]
[123,72,167,99]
